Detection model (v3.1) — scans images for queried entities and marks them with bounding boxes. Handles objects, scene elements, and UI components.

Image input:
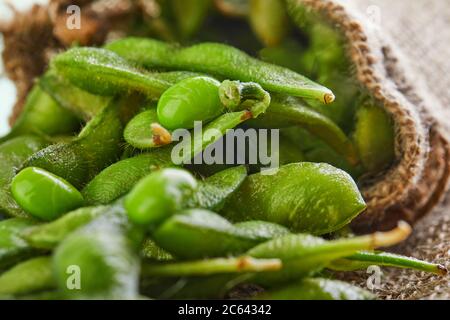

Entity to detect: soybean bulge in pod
[157,77,223,130]
[221,163,366,235]
[11,167,84,221]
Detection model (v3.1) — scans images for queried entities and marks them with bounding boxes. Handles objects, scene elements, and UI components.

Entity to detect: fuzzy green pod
[222,163,366,235]
[152,209,289,259]
[0,136,49,218]
[125,168,198,227]
[11,167,84,221]
[105,37,335,104]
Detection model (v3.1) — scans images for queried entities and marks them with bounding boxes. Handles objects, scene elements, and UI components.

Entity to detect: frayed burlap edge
[2,0,450,232]
[290,0,450,231]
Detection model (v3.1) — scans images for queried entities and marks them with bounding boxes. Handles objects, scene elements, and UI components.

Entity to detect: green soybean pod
[25,98,125,189]
[248,95,358,165]
[153,209,290,259]
[124,110,173,149]
[82,148,174,205]
[353,104,395,173]
[247,222,412,286]
[21,205,108,249]
[105,38,335,104]
[53,207,141,299]
[328,251,448,275]
[0,218,40,269]
[222,163,366,235]
[39,71,110,120]
[11,167,84,221]
[157,77,223,130]
[0,257,55,297]
[0,136,49,218]
[249,0,290,47]
[258,278,374,300]
[0,85,79,144]
[125,168,198,227]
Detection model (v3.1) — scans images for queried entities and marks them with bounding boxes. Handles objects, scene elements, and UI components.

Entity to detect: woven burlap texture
[340,0,450,300]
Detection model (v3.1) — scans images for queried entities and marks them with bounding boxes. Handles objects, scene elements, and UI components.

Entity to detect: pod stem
[141,256,282,277]
[330,251,448,275]
[219,80,271,118]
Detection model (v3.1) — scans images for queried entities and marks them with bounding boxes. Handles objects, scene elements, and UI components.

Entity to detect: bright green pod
[11,167,84,221]
[0,257,55,297]
[124,168,198,227]
[189,165,248,211]
[258,278,374,300]
[353,104,395,173]
[222,163,366,235]
[0,136,49,218]
[0,85,79,143]
[0,218,40,269]
[25,97,125,189]
[21,205,108,249]
[53,206,141,299]
[157,77,223,130]
[82,149,173,205]
[153,209,289,259]
[105,37,335,104]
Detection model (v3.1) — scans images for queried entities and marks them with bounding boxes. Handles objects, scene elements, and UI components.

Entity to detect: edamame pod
[0,218,39,269]
[39,71,110,120]
[153,209,289,259]
[0,86,79,143]
[189,165,248,211]
[82,149,174,205]
[105,38,335,104]
[258,278,374,300]
[125,168,198,227]
[25,98,125,189]
[11,167,85,221]
[52,47,200,99]
[353,104,395,173]
[53,206,141,299]
[222,163,366,235]
[0,257,55,297]
[21,205,108,249]
[0,136,49,218]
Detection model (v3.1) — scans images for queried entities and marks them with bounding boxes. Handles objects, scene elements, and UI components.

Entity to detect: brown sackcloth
[1,0,450,299]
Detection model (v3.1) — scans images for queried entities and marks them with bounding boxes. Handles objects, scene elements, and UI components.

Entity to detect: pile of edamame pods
[0,0,446,300]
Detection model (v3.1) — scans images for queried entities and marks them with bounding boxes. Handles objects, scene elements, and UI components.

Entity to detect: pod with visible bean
[105,37,335,104]
[0,136,49,218]
[125,168,198,227]
[11,167,84,221]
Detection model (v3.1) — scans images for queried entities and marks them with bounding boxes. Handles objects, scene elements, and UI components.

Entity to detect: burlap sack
[1,0,449,299]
